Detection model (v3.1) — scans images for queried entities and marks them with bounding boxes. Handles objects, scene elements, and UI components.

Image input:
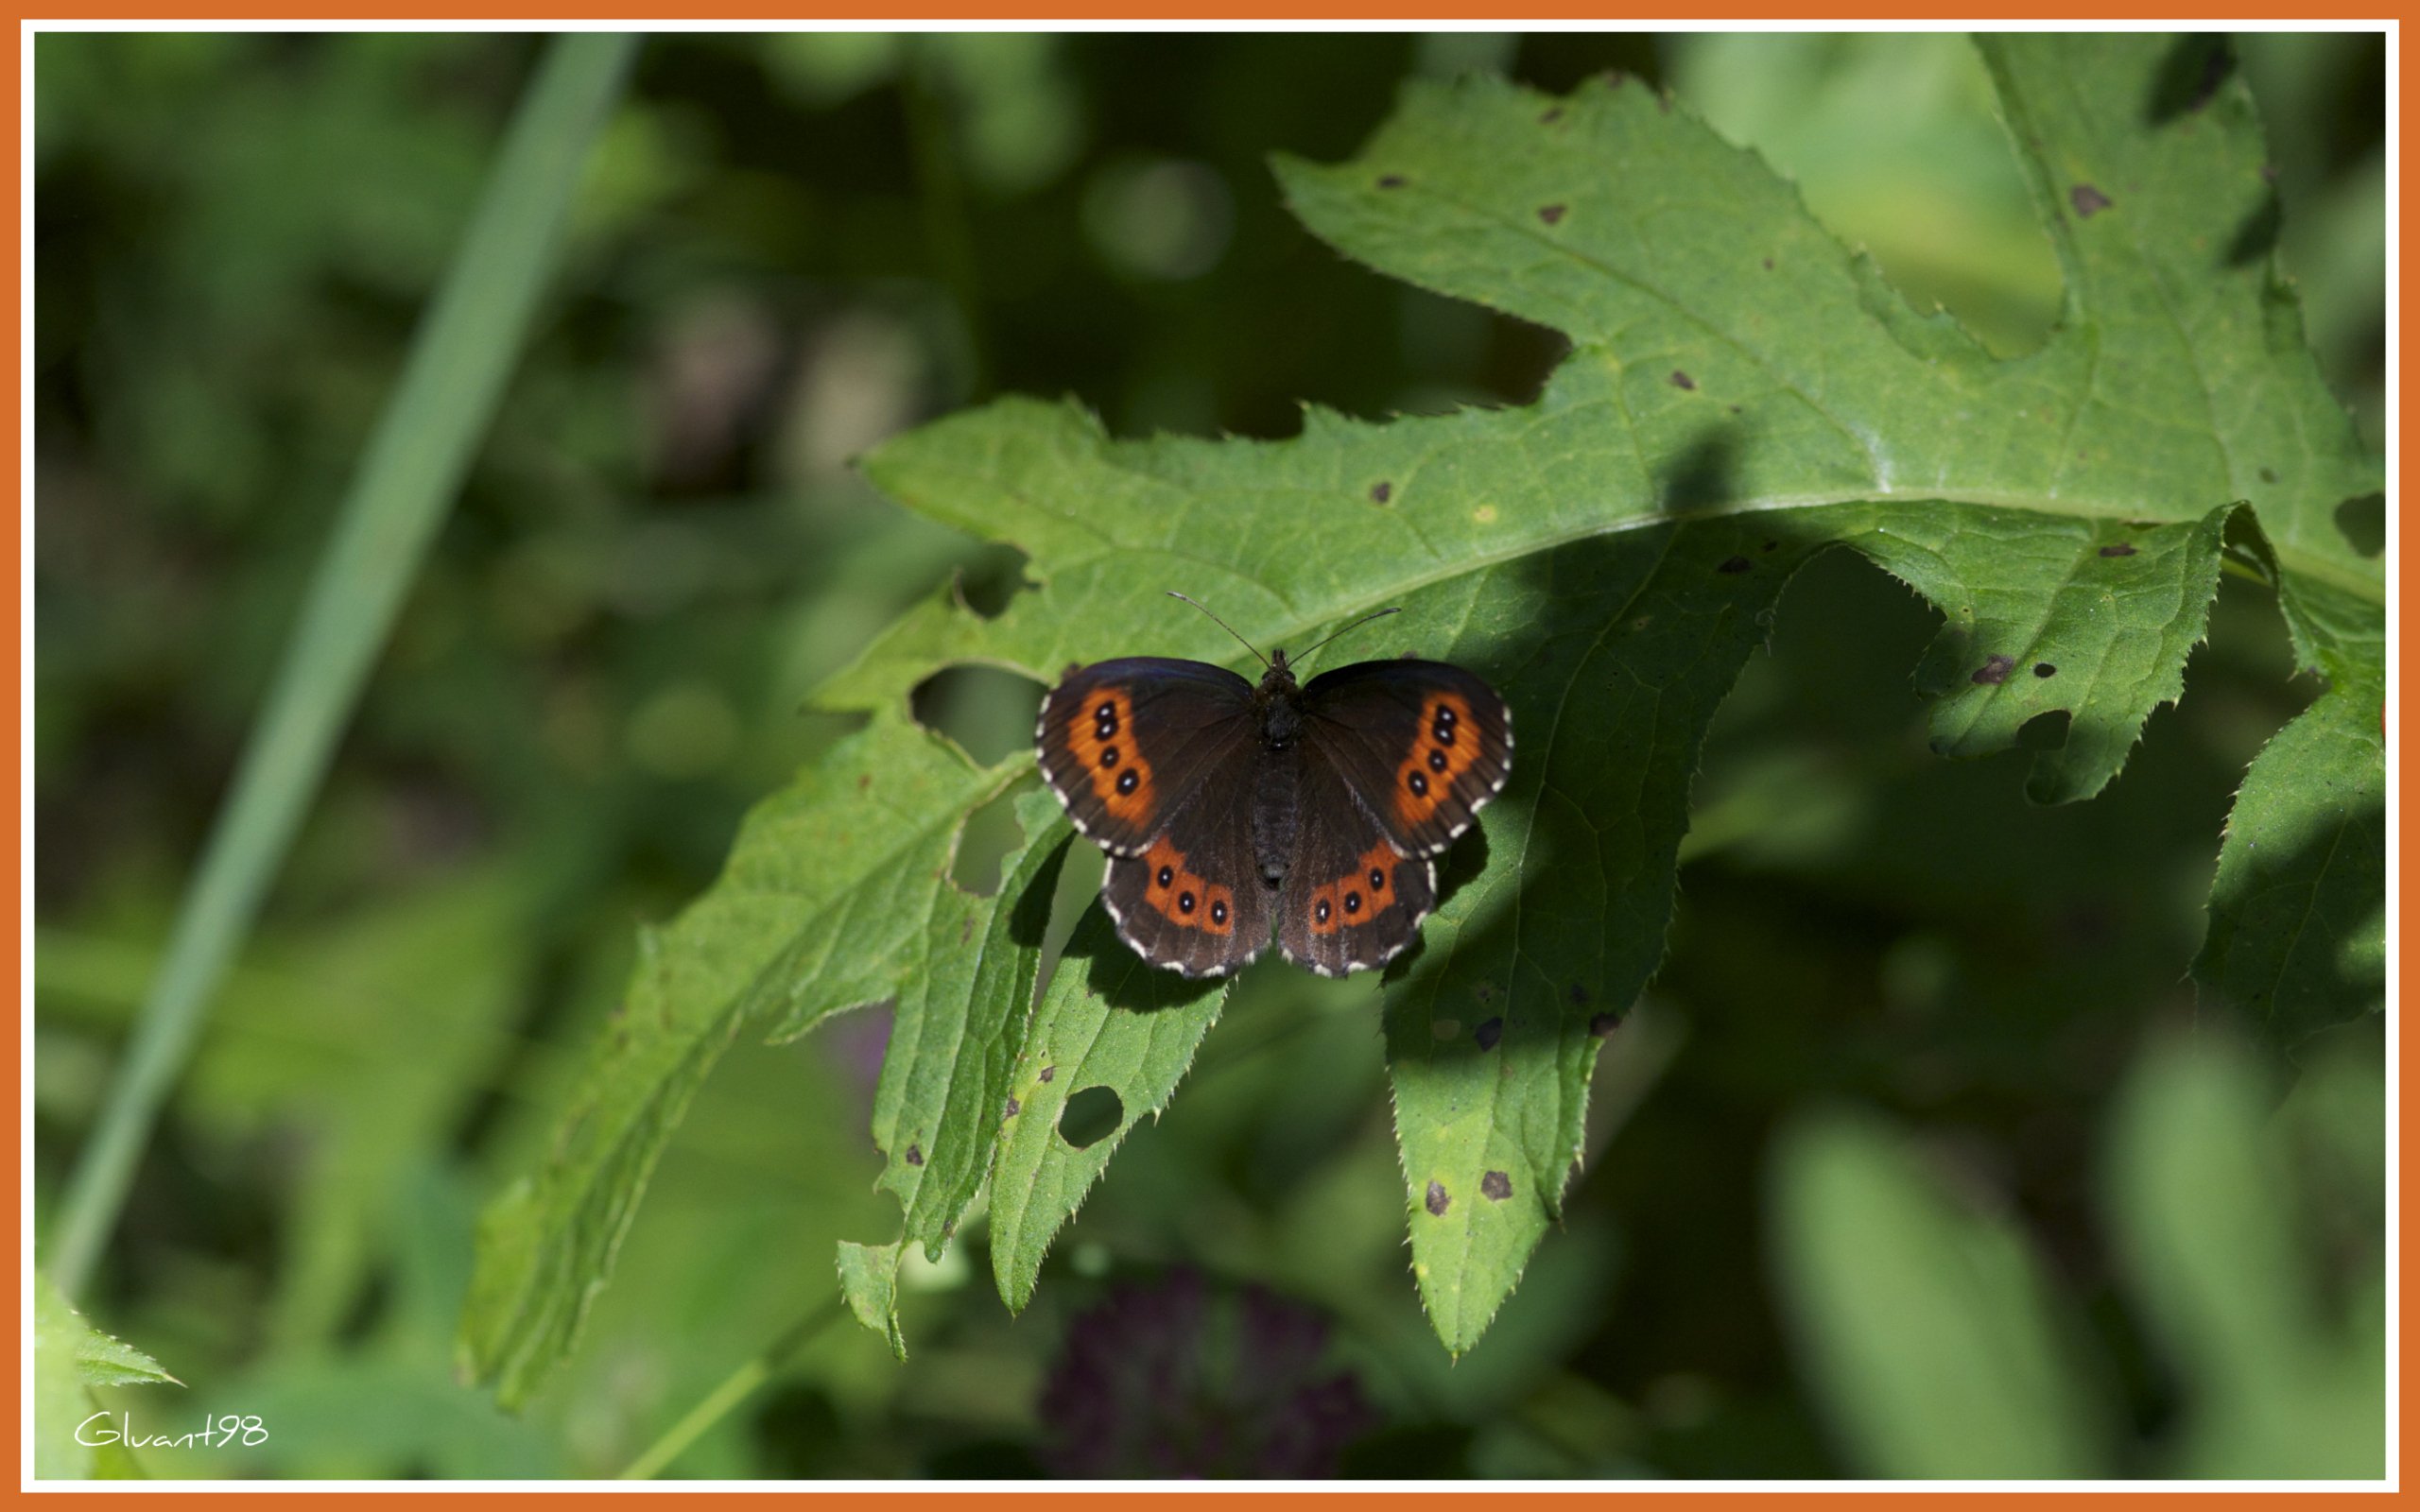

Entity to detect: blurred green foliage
[33,31,2382,1479]
[1773,1032,2382,1478]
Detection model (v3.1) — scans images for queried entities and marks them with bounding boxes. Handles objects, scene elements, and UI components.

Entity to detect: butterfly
[1036,595,1512,978]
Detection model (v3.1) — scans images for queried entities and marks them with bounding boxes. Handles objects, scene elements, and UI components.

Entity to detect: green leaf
[2105,1036,2384,1477]
[37,1274,178,1392]
[474,32,2382,1375]
[34,1272,178,1480]
[2193,670,2385,1055]
[868,789,1071,1255]
[1769,1112,2104,1477]
[835,1241,906,1361]
[2192,551,2385,1056]
[989,905,1232,1313]
[833,787,1071,1353]
[459,713,1021,1407]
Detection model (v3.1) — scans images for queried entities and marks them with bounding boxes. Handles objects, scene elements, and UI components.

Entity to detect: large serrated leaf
[472,33,2382,1378]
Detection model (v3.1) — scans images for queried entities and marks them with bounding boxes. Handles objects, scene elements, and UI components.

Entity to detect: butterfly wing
[1036,657,1255,856]
[1040,656,1270,977]
[1275,747,1438,977]
[1298,659,1512,856]
[1099,734,1274,977]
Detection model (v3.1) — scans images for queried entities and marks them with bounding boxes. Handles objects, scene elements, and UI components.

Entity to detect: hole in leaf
[956,543,1032,618]
[910,663,1046,768]
[2336,492,2384,558]
[2145,33,2235,123]
[950,783,1028,896]
[2018,709,2072,752]
[1059,1086,1124,1149]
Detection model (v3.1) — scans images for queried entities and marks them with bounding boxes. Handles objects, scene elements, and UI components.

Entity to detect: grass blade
[45,33,640,1297]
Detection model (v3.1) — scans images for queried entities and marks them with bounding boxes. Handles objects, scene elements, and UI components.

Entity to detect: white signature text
[76,1412,267,1450]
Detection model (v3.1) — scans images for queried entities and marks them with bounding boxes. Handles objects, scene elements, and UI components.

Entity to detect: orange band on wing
[1064,688,1157,825]
[1139,836,1235,935]
[1392,693,1481,831]
[1305,842,1405,936]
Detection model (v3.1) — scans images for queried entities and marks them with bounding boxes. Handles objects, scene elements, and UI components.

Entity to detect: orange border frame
[9,11,2404,1502]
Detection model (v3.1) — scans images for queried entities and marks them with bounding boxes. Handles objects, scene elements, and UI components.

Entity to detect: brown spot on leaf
[2070,183,2113,217]
[1039,1065,1056,1083]
[1481,1171,1513,1202]
[857,774,872,790]
[1370,481,1392,504]
[2034,662,2058,679]
[2099,541,2137,558]
[2258,466,2278,484]
[1540,107,1564,124]
[1377,174,1406,189]
[905,1143,924,1167]
[1762,257,1774,270]
[1972,655,2017,685]
[1717,555,1752,575]
[1425,1180,1450,1216]
[1538,203,1566,225]
[1005,1096,1021,1117]
[1475,1017,1504,1051]
[1669,369,1696,390]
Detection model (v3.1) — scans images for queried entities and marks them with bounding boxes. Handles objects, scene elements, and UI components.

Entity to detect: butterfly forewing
[1299,660,1512,856]
[1276,750,1438,977]
[1036,657,1256,856]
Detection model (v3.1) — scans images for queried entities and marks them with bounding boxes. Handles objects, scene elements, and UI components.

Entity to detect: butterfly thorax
[1252,649,1306,749]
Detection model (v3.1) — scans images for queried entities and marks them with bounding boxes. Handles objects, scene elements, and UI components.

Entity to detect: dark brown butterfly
[1036,596,1512,977]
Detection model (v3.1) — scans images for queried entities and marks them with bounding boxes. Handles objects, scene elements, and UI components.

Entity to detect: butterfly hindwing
[1099,735,1271,977]
[1036,657,1256,856]
[1276,747,1437,977]
[1300,659,1512,856]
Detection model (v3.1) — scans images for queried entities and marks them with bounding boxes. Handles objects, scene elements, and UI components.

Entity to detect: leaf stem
[617,1299,846,1480]
[44,33,641,1299]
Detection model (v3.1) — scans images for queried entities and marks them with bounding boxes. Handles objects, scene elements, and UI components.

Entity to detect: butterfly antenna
[1166,592,1270,668]
[1295,606,1403,663]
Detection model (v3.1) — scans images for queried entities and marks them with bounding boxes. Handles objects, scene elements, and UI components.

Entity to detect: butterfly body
[1037,638,1511,978]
